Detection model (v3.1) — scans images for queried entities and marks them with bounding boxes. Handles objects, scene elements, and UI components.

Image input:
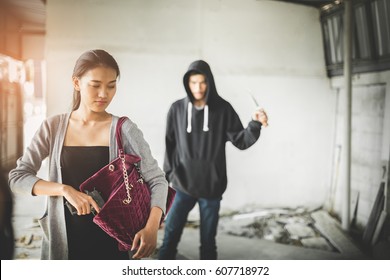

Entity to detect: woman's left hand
[131,226,158,259]
[131,207,163,259]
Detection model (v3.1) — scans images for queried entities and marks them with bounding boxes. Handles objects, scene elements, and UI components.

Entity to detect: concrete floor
[168,227,366,260]
[7,158,371,261]
[9,188,371,260]
[12,203,369,260]
[12,218,367,260]
[157,209,369,260]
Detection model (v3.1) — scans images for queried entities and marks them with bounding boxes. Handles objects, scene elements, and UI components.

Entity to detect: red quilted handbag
[80,117,175,251]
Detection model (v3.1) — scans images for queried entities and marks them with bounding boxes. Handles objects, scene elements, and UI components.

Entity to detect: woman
[9,49,168,260]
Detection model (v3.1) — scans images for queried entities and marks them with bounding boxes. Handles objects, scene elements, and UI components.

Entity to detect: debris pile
[217,207,337,252]
[13,217,42,259]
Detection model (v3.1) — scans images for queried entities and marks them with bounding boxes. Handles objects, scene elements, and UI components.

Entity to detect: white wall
[45,0,334,211]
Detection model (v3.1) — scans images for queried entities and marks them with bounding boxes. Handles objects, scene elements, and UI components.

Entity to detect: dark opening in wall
[321,0,390,77]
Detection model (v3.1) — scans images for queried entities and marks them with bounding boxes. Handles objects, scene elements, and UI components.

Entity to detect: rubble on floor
[215,206,338,252]
[13,217,42,259]
[13,207,363,259]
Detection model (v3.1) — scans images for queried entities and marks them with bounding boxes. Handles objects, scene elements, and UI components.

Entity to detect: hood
[183,60,219,106]
[183,60,219,133]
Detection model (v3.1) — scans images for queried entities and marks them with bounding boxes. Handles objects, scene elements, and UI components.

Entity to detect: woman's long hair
[72,49,120,111]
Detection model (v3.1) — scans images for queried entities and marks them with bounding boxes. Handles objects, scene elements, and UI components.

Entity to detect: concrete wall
[45,0,335,212]
[328,71,390,227]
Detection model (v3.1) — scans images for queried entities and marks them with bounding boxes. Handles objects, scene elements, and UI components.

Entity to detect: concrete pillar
[342,0,353,231]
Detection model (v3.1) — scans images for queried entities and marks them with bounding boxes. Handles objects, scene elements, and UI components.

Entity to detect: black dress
[61,146,129,260]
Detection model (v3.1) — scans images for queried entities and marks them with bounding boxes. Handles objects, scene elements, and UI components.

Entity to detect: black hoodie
[164,60,262,199]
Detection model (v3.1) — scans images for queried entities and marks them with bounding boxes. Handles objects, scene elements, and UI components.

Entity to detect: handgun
[65,189,105,215]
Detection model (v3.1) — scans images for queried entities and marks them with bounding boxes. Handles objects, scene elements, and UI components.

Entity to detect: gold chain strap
[120,152,133,205]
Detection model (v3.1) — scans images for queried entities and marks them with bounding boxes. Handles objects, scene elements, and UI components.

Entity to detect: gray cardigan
[9,113,168,259]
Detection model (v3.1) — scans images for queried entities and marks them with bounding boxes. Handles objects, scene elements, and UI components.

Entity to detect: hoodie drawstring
[187,103,209,133]
[187,102,192,133]
[203,105,209,131]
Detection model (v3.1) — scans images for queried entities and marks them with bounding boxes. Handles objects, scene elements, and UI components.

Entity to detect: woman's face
[73,66,117,113]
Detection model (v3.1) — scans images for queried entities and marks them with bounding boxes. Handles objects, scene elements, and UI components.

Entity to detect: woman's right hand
[31,180,101,215]
[62,185,100,215]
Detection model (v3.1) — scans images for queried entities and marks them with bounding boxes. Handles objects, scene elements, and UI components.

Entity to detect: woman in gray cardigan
[9,49,168,260]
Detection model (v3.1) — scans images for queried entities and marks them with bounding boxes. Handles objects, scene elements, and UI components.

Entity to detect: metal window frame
[321,0,390,77]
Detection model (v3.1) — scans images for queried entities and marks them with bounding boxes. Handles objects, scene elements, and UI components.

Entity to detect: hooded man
[159,60,268,259]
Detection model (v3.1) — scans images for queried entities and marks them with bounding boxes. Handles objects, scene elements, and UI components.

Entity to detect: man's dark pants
[159,189,220,260]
